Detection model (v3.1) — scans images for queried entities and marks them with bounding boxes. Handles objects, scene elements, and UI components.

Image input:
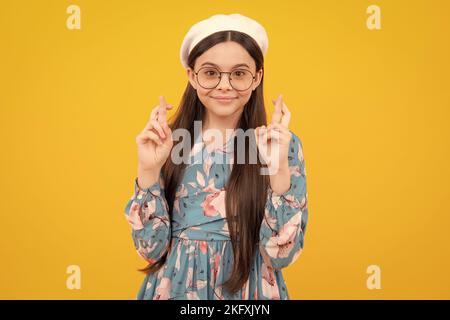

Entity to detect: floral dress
[124,130,308,300]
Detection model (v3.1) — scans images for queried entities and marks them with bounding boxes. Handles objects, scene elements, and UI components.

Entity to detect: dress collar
[190,129,236,162]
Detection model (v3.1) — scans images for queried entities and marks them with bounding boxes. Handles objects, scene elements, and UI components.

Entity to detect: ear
[252,68,263,91]
[186,68,198,90]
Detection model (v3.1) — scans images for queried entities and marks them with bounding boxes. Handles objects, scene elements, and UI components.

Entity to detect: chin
[209,107,239,118]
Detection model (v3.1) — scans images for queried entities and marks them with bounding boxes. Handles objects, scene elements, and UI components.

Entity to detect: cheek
[196,88,213,107]
[237,90,253,103]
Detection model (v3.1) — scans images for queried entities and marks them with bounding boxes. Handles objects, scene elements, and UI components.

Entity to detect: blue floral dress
[124,130,308,300]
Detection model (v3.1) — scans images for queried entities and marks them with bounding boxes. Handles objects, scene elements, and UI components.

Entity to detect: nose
[216,73,233,90]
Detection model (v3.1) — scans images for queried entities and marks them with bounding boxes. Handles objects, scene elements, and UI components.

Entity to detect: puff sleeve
[259,132,308,270]
[124,174,171,264]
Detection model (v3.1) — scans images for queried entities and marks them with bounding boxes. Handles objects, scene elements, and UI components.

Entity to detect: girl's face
[187,41,263,120]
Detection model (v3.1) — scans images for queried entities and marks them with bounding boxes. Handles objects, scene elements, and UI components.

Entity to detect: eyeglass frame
[193,66,258,91]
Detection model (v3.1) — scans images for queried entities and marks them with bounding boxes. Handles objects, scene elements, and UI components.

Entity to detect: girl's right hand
[136,96,174,172]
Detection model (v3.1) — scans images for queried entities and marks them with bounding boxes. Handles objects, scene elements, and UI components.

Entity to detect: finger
[150,106,159,121]
[144,106,160,130]
[150,101,174,122]
[143,118,159,135]
[162,121,171,138]
[271,94,283,124]
[254,126,264,144]
[142,130,163,145]
[257,125,266,135]
[136,131,162,145]
[149,119,166,139]
[257,126,267,144]
[254,128,259,146]
[280,101,291,127]
[158,96,168,124]
[269,122,289,133]
[261,127,269,145]
[269,123,292,143]
[267,128,281,142]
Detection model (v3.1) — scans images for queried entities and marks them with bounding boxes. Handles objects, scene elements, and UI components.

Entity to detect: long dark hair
[139,30,270,295]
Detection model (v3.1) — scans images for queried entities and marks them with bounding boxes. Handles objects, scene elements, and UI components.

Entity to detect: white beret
[180,13,269,69]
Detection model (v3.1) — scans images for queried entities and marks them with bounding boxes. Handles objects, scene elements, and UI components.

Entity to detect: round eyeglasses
[194,67,256,91]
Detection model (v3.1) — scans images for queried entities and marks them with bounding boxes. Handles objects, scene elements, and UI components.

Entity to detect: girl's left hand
[254,94,292,174]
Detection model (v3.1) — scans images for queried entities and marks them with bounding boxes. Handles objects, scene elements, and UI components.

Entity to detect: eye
[232,70,247,77]
[202,68,219,77]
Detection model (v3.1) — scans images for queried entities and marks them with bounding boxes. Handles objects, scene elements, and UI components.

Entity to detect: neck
[202,110,241,145]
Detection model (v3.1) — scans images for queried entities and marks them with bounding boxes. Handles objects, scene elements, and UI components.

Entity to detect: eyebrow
[200,62,251,69]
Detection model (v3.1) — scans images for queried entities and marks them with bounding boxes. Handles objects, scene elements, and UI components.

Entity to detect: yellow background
[1,0,449,299]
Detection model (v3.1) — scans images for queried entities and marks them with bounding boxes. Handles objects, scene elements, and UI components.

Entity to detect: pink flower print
[265,213,301,259]
[201,188,226,217]
[176,184,188,198]
[261,261,281,299]
[277,213,301,244]
[203,156,213,176]
[283,194,301,209]
[263,208,278,231]
[141,198,157,223]
[297,142,304,162]
[261,261,276,286]
[126,201,144,230]
[196,279,207,290]
[290,164,301,177]
[187,267,194,289]
[203,184,220,193]
[151,215,170,231]
[241,280,249,299]
[196,171,206,188]
[154,277,172,300]
[199,240,208,254]
[174,184,188,214]
[213,285,224,300]
[175,242,182,271]
[277,229,297,259]
[186,291,200,299]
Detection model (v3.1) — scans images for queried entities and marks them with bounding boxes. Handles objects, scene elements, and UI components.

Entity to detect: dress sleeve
[124,173,171,264]
[259,132,309,270]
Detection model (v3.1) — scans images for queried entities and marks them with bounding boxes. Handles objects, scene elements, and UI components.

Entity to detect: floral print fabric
[124,131,308,299]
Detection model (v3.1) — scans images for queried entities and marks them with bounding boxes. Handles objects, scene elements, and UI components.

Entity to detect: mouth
[211,96,238,102]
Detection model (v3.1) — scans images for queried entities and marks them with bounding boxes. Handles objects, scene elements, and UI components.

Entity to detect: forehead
[194,41,256,70]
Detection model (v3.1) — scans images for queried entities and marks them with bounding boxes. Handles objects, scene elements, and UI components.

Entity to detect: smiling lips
[212,96,237,100]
